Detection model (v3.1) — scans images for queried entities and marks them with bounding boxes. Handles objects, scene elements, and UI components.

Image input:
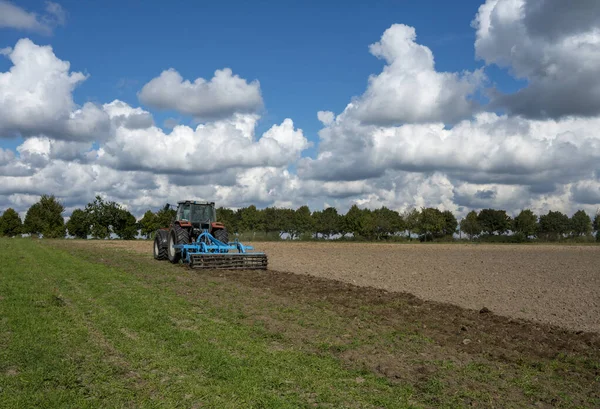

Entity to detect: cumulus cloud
[473,0,600,119]
[97,101,309,174]
[0,37,310,217]
[138,68,263,120]
[0,38,110,141]
[298,20,600,217]
[570,180,600,206]
[349,24,483,125]
[0,1,66,35]
[16,136,94,165]
[317,111,335,126]
[0,147,14,164]
[103,100,154,130]
[301,108,600,199]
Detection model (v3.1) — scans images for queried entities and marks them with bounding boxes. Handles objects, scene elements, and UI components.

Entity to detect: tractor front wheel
[168,225,190,264]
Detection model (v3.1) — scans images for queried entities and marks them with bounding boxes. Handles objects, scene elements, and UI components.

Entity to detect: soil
[89,240,600,333]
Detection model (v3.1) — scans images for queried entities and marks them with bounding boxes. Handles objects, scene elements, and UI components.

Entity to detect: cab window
[178,204,191,221]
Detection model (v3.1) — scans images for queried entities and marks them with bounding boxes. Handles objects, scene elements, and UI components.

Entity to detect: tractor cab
[176,201,217,230]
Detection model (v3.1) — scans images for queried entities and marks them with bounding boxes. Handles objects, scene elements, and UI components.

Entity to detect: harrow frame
[173,230,268,270]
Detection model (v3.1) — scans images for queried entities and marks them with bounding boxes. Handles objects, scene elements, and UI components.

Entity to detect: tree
[594,211,600,242]
[403,208,420,240]
[263,207,284,236]
[317,207,341,239]
[460,210,481,240]
[477,209,511,235]
[417,208,445,241]
[23,195,66,238]
[292,205,313,239]
[262,207,294,238]
[311,210,323,238]
[0,208,22,237]
[66,209,90,239]
[155,204,176,228]
[85,196,114,239]
[278,208,296,239]
[138,210,158,238]
[513,209,538,238]
[237,205,264,232]
[538,210,570,241]
[372,207,404,240]
[112,208,138,240]
[344,205,375,239]
[216,207,238,233]
[441,210,458,237]
[570,210,592,237]
[84,196,138,239]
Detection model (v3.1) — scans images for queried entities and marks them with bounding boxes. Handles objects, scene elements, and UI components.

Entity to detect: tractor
[153,200,267,270]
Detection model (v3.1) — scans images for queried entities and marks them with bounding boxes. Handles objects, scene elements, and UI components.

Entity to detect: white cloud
[0,147,14,165]
[0,38,309,217]
[163,117,180,129]
[570,179,600,206]
[317,111,335,126]
[0,38,110,141]
[473,0,600,118]
[0,1,66,35]
[298,20,600,217]
[103,100,154,130]
[301,110,600,190]
[43,2,66,27]
[349,24,483,125]
[138,68,263,120]
[97,103,309,174]
[16,136,94,165]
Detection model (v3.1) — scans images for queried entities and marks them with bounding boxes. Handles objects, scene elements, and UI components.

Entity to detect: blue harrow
[173,230,268,270]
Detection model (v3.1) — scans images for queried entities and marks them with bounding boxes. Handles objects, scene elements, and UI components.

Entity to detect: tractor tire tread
[214,228,229,244]
[168,224,191,264]
[153,230,168,260]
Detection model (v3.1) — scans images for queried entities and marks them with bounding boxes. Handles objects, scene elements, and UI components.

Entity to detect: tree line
[1,195,599,242]
[0,195,146,240]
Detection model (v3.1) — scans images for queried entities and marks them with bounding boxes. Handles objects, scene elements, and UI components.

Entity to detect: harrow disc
[189,253,268,270]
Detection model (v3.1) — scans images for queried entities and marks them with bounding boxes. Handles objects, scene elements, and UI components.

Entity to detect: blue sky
[2,0,486,150]
[1,0,599,217]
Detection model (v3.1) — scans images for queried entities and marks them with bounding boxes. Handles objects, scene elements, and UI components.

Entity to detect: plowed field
[92,240,600,333]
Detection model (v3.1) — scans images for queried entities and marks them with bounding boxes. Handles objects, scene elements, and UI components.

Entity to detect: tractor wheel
[153,230,168,260]
[167,225,190,264]
[214,228,229,244]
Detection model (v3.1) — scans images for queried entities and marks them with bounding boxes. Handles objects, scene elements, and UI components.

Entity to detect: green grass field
[1,238,598,408]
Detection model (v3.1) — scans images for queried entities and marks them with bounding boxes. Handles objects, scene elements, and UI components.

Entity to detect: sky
[1,0,600,219]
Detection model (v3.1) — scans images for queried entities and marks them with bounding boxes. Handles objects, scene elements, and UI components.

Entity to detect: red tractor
[153,200,267,269]
[153,200,227,262]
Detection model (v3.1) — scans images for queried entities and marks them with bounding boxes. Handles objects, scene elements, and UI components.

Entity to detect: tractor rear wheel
[168,224,190,264]
[214,228,229,244]
[153,230,168,260]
